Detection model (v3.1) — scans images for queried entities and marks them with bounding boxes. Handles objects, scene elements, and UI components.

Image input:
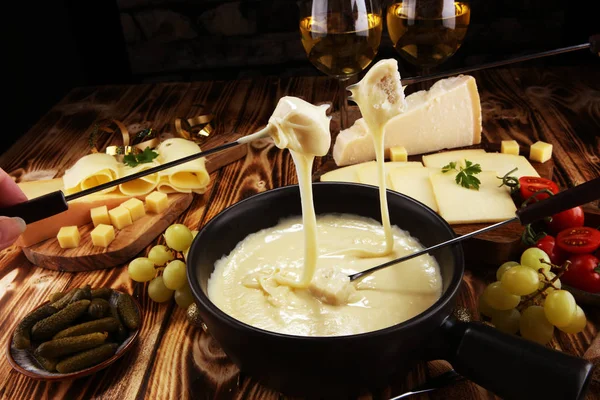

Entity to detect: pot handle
[441,318,593,400]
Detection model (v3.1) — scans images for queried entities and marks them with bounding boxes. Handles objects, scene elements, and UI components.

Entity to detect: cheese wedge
[333,75,482,166]
[430,171,517,224]
[423,151,539,179]
[16,179,135,247]
[356,161,423,186]
[389,167,439,212]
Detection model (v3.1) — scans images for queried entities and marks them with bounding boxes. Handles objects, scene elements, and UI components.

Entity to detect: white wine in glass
[299,0,382,130]
[387,0,470,69]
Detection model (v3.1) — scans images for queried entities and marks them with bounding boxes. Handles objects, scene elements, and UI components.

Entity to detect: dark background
[4,0,598,153]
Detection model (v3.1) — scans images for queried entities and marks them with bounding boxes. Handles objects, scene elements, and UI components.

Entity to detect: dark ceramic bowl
[187,182,592,400]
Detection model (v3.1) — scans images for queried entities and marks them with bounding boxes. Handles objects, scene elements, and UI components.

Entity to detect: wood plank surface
[1,65,599,399]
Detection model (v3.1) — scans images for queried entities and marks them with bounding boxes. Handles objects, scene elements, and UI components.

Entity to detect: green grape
[128,257,156,282]
[558,306,587,334]
[520,248,551,273]
[544,290,576,328]
[491,308,521,334]
[478,295,497,318]
[175,283,195,309]
[148,245,175,266]
[164,224,193,252]
[520,305,554,345]
[496,261,519,281]
[163,260,187,290]
[500,265,540,296]
[481,282,521,311]
[183,231,198,261]
[148,276,174,303]
[538,271,561,293]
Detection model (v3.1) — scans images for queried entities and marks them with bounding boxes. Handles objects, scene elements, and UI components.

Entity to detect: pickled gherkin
[50,288,78,310]
[48,292,66,303]
[55,343,118,373]
[13,304,57,349]
[31,300,90,341]
[110,304,128,341]
[70,285,92,303]
[88,298,110,319]
[91,288,112,299]
[53,317,119,339]
[35,332,108,358]
[33,352,57,372]
[117,293,140,330]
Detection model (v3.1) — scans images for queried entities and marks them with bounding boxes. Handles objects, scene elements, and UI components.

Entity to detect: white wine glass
[386,0,470,76]
[299,0,383,132]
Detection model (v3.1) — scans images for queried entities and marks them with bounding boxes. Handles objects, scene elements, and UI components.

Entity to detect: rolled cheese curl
[156,138,210,194]
[63,153,120,195]
[268,96,331,157]
[118,160,160,196]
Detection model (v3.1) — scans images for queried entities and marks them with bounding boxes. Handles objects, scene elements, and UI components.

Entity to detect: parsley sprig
[442,159,482,190]
[123,147,159,168]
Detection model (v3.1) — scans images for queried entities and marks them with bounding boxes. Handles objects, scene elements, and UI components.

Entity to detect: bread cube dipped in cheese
[57,226,81,249]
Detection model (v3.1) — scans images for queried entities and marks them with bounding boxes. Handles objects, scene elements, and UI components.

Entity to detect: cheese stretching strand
[347,59,407,257]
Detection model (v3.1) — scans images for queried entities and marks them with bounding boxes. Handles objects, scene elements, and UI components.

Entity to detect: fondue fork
[389,369,463,399]
[349,177,600,281]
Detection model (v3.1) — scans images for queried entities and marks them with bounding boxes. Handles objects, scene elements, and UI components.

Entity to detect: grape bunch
[127,224,196,309]
[479,247,587,345]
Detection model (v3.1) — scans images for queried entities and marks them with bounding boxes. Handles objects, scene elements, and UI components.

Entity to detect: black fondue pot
[187,183,593,399]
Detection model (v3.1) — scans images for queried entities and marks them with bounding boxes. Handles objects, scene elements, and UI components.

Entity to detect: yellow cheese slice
[423,151,539,179]
[118,161,160,196]
[333,75,483,166]
[356,161,424,186]
[389,167,439,212]
[16,179,134,247]
[421,149,486,169]
[156,138,210,194]
[320,163,370,183]
[63,153,120,195]
[430,171,517,224]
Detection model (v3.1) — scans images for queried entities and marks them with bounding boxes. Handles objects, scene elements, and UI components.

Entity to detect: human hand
[0,168,27,249]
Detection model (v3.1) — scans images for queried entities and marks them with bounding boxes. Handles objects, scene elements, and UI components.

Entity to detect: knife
[1,128,270,224]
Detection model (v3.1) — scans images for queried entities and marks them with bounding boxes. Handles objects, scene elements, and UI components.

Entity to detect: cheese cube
[90,224,115,247]
[109,206,133,229]
[145,191,168,213]
[501,140,519,155]
[122,198,146,221]
[529,141,553,163]
[90,205,111,227]
[390,146,407,162]
[57,226,81,249]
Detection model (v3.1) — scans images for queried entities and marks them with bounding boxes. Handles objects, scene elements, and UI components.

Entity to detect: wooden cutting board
[22,193,193,271]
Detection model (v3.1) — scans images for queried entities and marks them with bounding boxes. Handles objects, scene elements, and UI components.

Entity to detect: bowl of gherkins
[6,285,141,380]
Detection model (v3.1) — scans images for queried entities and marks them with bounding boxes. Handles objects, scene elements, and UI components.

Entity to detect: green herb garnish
[442,159,482,190]
[123,147,159,168]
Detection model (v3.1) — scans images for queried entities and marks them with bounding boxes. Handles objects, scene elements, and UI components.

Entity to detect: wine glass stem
[338,77,350,131]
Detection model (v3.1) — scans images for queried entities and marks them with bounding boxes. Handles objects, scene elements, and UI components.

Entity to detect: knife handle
[516,177,600,225]
[0,191,68,224]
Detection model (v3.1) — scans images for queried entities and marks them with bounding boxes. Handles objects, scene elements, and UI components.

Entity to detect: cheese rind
[57,226,81,249]
[390,146,407,162]
[333,75,482,166]
[529,141,553,163]
[90,206,111,227]
[145,191,168,213]
[389,167,439,212]
[91,224,115,247]
[109,206,133,229]
[430,171,517,224]
[501,140,519,155]
[122,198,146,222]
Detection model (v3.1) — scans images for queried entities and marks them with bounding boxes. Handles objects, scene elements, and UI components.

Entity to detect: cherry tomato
[518,177,559,201]
[556,227,600,254]
[534,235,568,265]
[547,206,585,235]
[561,253,600,293]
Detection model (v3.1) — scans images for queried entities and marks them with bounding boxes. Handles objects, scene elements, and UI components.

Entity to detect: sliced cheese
[156,138,210,194]
[145,191,168,213]
[423,151,539,179]
[430,171,517,224]
[57,226,81,249]
[90,224,115,247]
[389,167,439,212]
[16,179,135,247]
[319,163,366,183]
[333,75,482,166]
[118,161,160,196]
[356,161,423,186]
[63,153,120,195]
[529,141,553,163]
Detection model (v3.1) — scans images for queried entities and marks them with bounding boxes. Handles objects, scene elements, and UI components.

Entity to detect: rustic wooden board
[22,193,192,271]
[0,67,599,399]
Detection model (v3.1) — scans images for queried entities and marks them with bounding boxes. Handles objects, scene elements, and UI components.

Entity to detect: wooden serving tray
[23,193,193,271]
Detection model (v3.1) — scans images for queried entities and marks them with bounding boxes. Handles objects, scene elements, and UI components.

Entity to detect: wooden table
[1,65,599,399]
